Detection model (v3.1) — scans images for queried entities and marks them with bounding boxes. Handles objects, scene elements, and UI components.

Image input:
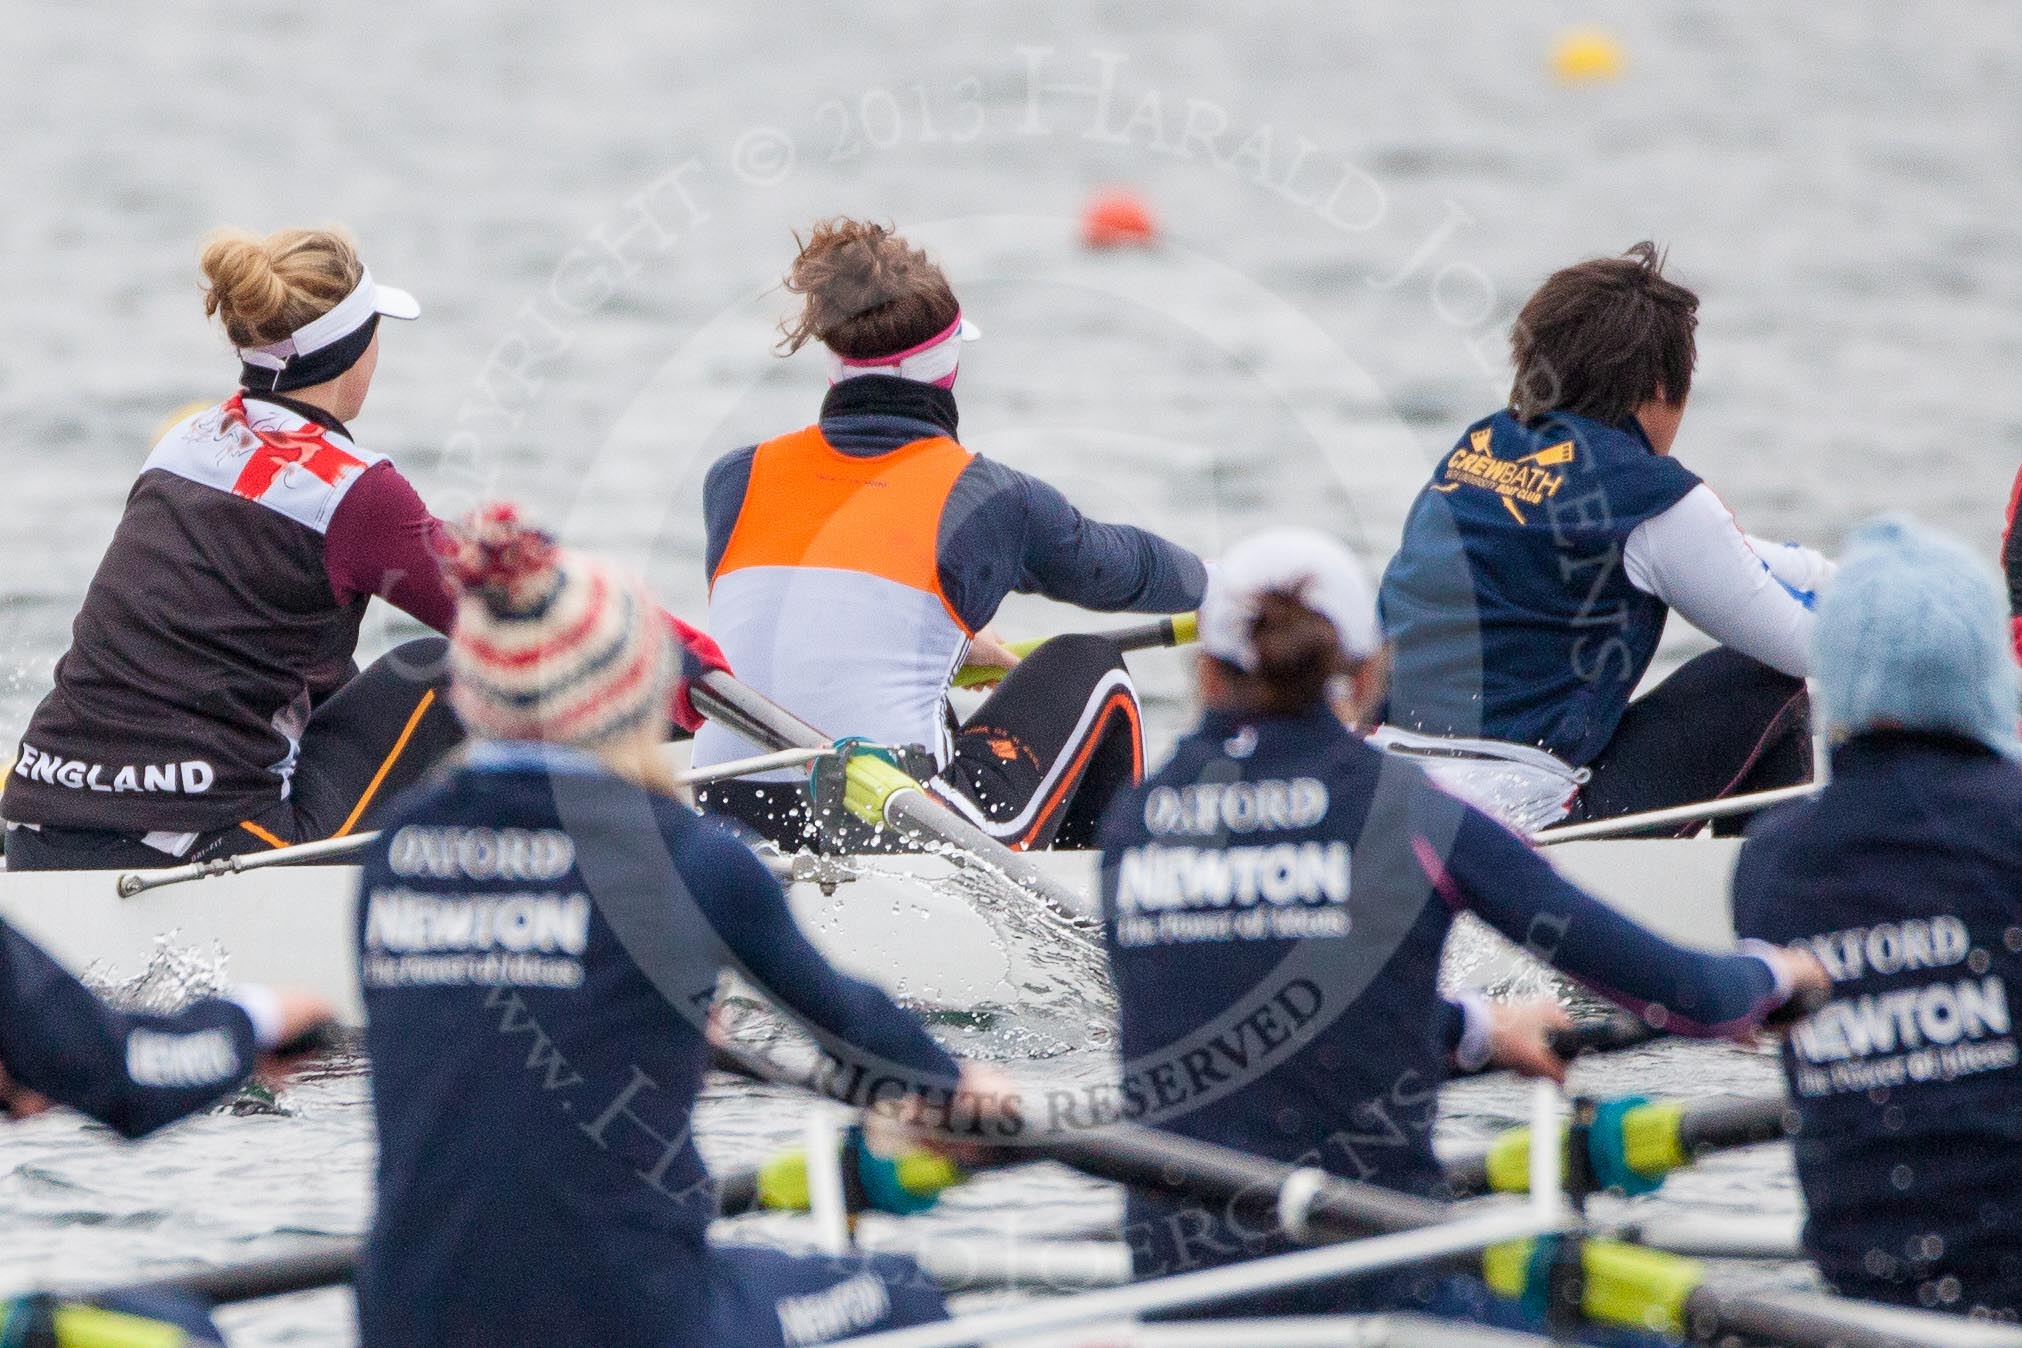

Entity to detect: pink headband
[826,313,981,389]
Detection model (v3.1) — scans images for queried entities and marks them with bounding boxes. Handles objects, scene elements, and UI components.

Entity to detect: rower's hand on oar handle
[664,612,732,735]
[883,1062,1022,1164]
[254,989,340,1084]
[0,1062,53,1121]
[1756,946,1832,1033]
[1485,999,1576,1084]
[957,628,1027,690]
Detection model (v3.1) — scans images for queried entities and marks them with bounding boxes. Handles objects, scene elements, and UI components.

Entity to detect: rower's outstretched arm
[1622,484,1818,677]
[680,822,960,1086]
[940,459,1207,624]
[324,461,458,634]
[1409,800,1791,1037]
[0,921,264,1138]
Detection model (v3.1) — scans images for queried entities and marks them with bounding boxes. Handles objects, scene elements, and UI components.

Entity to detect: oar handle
[1465,978,1828,1079]
[953,613,1197,689]
[1451,1011,1662,1080]
[1544,1012,1665,1062]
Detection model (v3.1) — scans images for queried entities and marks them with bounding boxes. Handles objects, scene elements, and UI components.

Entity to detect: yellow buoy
[1550,28,1625,84]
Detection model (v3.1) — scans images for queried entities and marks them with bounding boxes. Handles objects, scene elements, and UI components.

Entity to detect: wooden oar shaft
[1535,782,1816,844]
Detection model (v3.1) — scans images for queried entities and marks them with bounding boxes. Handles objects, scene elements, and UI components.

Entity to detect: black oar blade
[94,1245,360,1307]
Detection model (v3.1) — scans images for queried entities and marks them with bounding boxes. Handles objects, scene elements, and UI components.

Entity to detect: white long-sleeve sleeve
[1621,484,1817,678]
[1743,534,1837,600]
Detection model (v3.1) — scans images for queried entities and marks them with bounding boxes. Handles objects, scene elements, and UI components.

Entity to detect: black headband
[238,313,380,394]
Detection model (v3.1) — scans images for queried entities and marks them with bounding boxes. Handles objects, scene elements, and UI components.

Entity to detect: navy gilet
[1378,408,1699,765]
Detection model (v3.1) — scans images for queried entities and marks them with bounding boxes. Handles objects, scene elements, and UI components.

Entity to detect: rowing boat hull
[0,838,1741,1026]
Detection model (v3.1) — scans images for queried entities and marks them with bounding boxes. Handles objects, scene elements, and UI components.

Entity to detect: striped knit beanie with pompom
[444,503,674,747]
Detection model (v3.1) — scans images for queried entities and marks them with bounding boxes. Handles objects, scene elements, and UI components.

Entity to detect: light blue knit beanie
[1813,514,2021,758]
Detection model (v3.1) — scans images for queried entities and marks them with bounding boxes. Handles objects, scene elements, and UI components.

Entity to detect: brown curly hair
[777,218,960,360]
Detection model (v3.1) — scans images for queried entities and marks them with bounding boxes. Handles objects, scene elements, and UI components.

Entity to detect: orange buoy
[1081,189,1158,249]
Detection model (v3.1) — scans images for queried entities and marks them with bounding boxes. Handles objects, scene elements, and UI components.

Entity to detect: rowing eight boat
[0,836,1741,1025]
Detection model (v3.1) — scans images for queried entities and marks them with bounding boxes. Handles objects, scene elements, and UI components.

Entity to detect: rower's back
[1734,731,2022,1316]
[1097,529,1797,1327]
[1733,513,2022,1319]
[357,510,960,1348]
[1378,406,1698,765]
[1097,706,1467,1311]
[354,746,731,1345]
[354,743,958,1346]
[693,220,1204,850]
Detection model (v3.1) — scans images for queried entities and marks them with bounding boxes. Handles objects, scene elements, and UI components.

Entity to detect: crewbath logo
[1436,426,1572,523]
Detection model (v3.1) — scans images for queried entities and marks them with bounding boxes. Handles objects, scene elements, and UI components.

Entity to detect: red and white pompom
[445,502,561,618]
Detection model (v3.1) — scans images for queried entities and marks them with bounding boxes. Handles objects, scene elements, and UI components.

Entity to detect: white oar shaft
[1534,782,1816,845]
[675,745,830,788]
[113,744,834,896]
[841,1207,1565,1348]
[116,832,384,896]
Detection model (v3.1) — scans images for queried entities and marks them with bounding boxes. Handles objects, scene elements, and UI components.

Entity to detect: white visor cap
[237,266,421,371]
[1200,528,1382,673]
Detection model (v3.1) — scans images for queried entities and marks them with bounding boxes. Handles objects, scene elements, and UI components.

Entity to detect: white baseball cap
[1200,528,1382,672]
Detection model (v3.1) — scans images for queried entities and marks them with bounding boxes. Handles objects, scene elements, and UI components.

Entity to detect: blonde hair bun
[199,226,362,348]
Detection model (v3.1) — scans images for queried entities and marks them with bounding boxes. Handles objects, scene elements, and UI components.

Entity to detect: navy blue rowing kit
[1734,730,2022,1317]
[354,744,957,1347]
[1378,408,1814,827]
[1098,705,1785,1323]
[0,918,259,1137]
[1380,409,1700,766]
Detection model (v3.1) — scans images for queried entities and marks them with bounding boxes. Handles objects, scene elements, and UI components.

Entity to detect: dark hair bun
[1210,588,1354,716]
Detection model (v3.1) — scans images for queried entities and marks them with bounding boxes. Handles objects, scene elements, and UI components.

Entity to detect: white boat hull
[0,838,1742,1026]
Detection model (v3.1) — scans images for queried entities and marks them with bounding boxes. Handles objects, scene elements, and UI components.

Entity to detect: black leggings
[4,639,464,871]
[700,634,1145,853]
[1569,646,1812,833]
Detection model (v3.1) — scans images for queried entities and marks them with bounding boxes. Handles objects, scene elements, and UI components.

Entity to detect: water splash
[79,935,231,1013]
[1439,913,1571,1001]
